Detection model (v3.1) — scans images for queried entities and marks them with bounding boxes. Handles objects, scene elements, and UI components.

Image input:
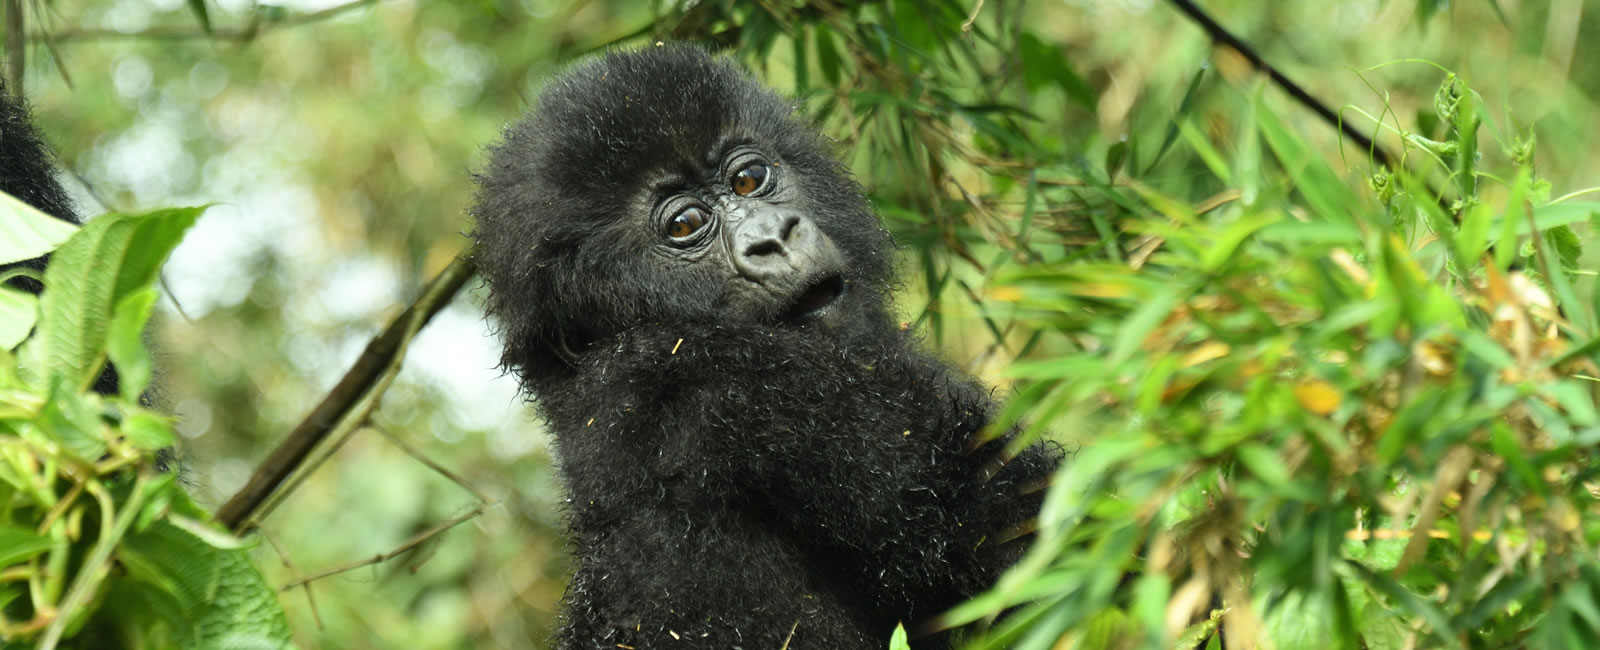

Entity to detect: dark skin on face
[649,142,850,330]
[472,44,1061,649]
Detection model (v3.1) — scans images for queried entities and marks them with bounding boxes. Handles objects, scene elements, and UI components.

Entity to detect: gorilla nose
[729,210,811,280]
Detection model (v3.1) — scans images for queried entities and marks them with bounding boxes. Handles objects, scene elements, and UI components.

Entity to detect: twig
[261,531,324,629]
[6,0,23,92]
[28,0,377,43]
[216,249,477,531]
[370,425,494,505]
[240,251,459,526]
[39,474,150,650]
[961,0,986,33]
[1164,0,1395,171]
[278,503,488,590]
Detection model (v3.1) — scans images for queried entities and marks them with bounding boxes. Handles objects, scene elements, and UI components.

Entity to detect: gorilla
[472,44,1061,649]
[0,80,121,396]
[0,80,81,293]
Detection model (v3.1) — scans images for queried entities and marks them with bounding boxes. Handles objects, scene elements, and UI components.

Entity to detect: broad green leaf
[0,286,36,349]
[106,288,158,400]
[0,191,76,266]
[30,207,204,391]
[122,410,176,453]
[33,382,107,461]
[114,518,292,649]
[0,525,55,566]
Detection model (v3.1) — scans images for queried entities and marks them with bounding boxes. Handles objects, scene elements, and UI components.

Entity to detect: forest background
[3,0,1599,648]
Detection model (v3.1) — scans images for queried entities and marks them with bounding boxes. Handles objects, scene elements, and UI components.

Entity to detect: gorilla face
[632,140,854,327]
[474,45,897,381]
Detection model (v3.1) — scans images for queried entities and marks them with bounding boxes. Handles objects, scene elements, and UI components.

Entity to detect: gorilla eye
[667,206,710,239]
[731,162,769,196]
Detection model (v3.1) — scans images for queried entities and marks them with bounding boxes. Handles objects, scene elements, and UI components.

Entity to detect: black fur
[0,79,79,293]
[473,45,1059,649]
[0,80,119,396]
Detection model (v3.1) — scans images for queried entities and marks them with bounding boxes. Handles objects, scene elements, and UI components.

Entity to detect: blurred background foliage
[6,0,1600,647]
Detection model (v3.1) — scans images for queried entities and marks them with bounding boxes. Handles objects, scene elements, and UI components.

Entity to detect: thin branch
[6,0,23,92]
[961,0,986,34]
[1164,0,1393,171]
[239,251,458,527]
[278,503,489,590]
[260,531,324,630]
[371,425,494,505]
[27,0,377,44]
[216,249,477,532]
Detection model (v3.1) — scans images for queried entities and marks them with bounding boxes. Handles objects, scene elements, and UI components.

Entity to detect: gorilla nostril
[780,215,802,243]
[744,239,785,258]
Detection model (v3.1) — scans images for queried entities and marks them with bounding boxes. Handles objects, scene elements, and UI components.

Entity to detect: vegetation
[0,203,291,648]
[3,0,1599,648]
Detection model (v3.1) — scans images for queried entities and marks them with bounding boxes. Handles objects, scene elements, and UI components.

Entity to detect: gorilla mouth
[782,275,845,322]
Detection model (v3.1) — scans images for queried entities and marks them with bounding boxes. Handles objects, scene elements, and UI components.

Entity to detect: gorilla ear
[550,333,583,368]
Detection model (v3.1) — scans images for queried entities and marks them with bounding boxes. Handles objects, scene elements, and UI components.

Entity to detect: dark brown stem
[29,0,376,44]
[1165,0,1393,171]
[6,0,23,93]
[216,250,477,531]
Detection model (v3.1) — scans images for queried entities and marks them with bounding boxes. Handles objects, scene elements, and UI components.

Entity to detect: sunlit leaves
[0,201,288,647]
[28,207,204,392]
[962,63,1600,648]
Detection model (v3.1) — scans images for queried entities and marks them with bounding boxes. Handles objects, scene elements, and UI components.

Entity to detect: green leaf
[0,286,36,349]
[122,409,176,452]
[187,0,212,34]
[0,525,55,566]
[1256,99,1361,226]
[1518,202,1598,237]
[1105,139,1129,182]
[1110,282,1186,364]
[1076,607,1134,649]
[106,288,158,400]
[1542,381,1599,427]
[114,517,292,649]
[0,191,77,266]
[30,207,205,391]
[814,28,842,86]
[888,623,911,650]
[1145,64,1207,174]
[1345,561,1453,639]
[34,383,107,461]
[1202,213,1278,271]
[1236,443,1292,488]
[1019,33,1095,110]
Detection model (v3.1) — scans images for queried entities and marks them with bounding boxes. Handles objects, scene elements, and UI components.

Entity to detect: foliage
[0,203,291,649]
[954,77,1600,649]
[6,0,1599,648]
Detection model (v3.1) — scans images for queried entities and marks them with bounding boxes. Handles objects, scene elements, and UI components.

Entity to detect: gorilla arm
[540,322,1059,620]
[555,498,882,649]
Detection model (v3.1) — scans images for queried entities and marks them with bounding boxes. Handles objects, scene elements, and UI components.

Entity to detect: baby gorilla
[473,44,1060,649]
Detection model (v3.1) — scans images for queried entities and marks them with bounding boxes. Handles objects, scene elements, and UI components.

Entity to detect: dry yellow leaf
[1294,380,1341,415]
[1180,342,1232,368]
[988,285,1023,302]
[1416,340,1455,376]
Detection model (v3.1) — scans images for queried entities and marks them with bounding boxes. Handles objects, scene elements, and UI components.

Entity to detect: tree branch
[6,0,23,93]
[216,249,477,532]
[28,0,377,44]
[1164,0,1395,171]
